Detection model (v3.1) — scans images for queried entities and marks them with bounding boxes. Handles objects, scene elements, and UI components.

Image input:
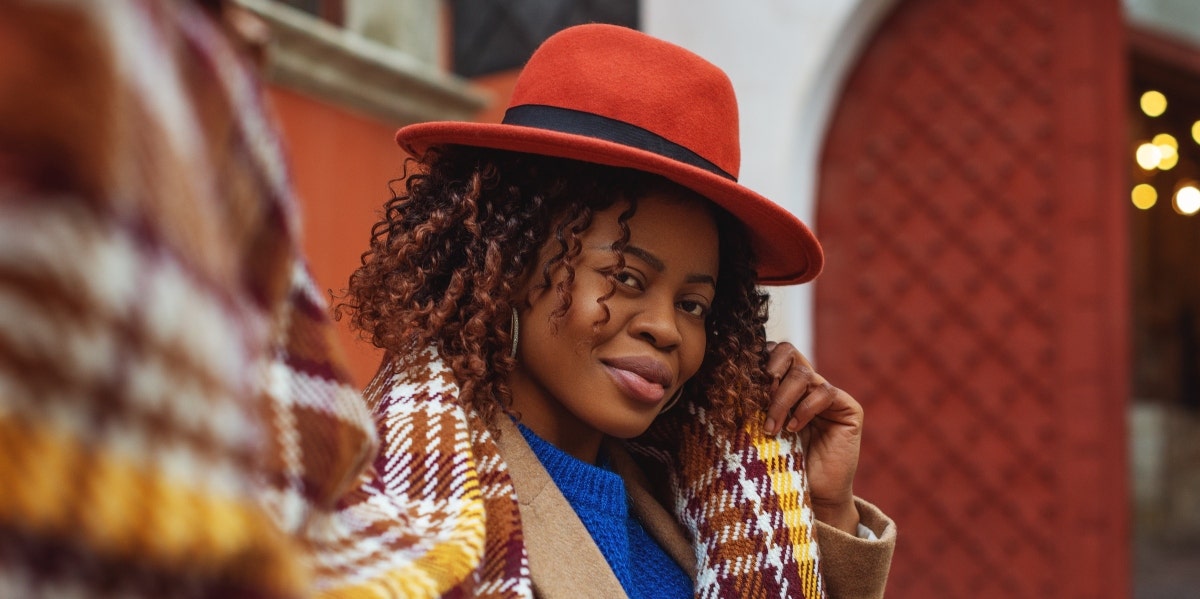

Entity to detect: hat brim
[396,122,822,286]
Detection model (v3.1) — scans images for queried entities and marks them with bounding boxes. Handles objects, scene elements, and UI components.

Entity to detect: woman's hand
[763,341,863,535]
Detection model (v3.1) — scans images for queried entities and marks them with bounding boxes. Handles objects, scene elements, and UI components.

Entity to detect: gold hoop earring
[509,307,520,359]
[661,388,684,413]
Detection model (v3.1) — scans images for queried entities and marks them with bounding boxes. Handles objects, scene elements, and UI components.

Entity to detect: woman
[336,24,894,599]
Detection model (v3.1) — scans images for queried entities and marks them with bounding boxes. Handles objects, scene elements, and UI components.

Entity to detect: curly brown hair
[337,145,773,430]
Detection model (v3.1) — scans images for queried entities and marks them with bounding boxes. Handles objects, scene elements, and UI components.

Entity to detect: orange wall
[471,69,520,123]
[266,69,514,388]
[267,86,397,388]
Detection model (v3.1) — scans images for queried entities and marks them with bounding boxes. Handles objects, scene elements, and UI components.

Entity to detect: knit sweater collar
[515,422,627,518]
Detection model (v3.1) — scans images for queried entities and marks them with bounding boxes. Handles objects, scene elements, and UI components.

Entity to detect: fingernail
[765,417,777,434]
[787,418,801,432]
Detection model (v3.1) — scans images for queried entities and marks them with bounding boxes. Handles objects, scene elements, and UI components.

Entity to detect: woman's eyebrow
[611,244,717,288]
[622,244,665,272]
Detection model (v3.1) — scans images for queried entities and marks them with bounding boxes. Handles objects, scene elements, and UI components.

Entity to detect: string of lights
[1133,89,1200,215]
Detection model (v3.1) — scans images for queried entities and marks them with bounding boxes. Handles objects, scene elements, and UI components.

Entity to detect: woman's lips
[602,357,672,404]
[605,366,667,403]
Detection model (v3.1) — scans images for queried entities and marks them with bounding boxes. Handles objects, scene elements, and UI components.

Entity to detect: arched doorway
[815,0,1129,596]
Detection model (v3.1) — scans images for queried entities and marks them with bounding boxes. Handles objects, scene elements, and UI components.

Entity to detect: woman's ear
[512,243,555,309]
[509,266,536,312]
[512,272,549,311]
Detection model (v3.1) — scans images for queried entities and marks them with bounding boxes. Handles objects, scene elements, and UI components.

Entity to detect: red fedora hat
[395,24,822,285]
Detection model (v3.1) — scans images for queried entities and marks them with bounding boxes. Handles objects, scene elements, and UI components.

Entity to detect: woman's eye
[613,271,644,290]
[678,300,709,318]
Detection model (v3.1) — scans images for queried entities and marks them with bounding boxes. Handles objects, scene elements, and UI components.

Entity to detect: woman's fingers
[785,382,839,433]
[763,342,796,433]
[763,343,862,437]
[763,342,831,434]
[762,341,792,388]
[760,341,865,532]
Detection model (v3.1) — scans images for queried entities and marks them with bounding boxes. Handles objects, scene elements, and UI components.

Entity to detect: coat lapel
[494,417,628,599]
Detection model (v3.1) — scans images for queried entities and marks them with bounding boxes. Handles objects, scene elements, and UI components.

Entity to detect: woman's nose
[629,298,682,349]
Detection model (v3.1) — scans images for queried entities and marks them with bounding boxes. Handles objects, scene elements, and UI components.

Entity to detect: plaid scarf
[308,348,827,599]
[0,1,374,596]
[1,2,829,597]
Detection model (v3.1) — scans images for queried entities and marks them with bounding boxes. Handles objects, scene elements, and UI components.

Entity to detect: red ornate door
[815,0,1129,596]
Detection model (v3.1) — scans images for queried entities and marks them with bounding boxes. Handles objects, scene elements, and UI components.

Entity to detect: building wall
[1125,0,1200,46]
[815,1,1130,595]
[268,86,398,386]
[243,0,485,387]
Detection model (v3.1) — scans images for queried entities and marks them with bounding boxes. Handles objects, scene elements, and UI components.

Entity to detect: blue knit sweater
[517,424,692,599]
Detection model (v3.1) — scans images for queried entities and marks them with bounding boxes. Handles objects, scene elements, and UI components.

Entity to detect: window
[274,0,344,26]
[450,0,638,78]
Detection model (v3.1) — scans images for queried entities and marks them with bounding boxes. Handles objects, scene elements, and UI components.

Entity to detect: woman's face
[507,191,719,461]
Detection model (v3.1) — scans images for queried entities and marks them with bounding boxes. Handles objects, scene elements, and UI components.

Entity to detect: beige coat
[495,418,896,599]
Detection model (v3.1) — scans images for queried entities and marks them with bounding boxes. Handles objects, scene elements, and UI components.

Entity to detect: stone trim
[235,0,488,125]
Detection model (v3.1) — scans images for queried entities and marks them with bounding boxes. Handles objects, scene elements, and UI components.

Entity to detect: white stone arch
[777,0,899,355]
[644,0,899,354]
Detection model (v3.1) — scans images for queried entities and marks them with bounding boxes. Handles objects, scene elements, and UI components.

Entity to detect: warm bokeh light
[1174,185,1200,215]
[1153,133,1179,150]
[1132,184,1157,210]
[1159,151,1179,170]
[1154,134,1179,170]
[1141,90,1167,117]
[1193,121,1200,145]
[1136,142,1162,170]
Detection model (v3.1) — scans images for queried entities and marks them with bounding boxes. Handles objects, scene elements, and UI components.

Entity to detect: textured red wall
[268,86,397,387]
[815,0,1129,596]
